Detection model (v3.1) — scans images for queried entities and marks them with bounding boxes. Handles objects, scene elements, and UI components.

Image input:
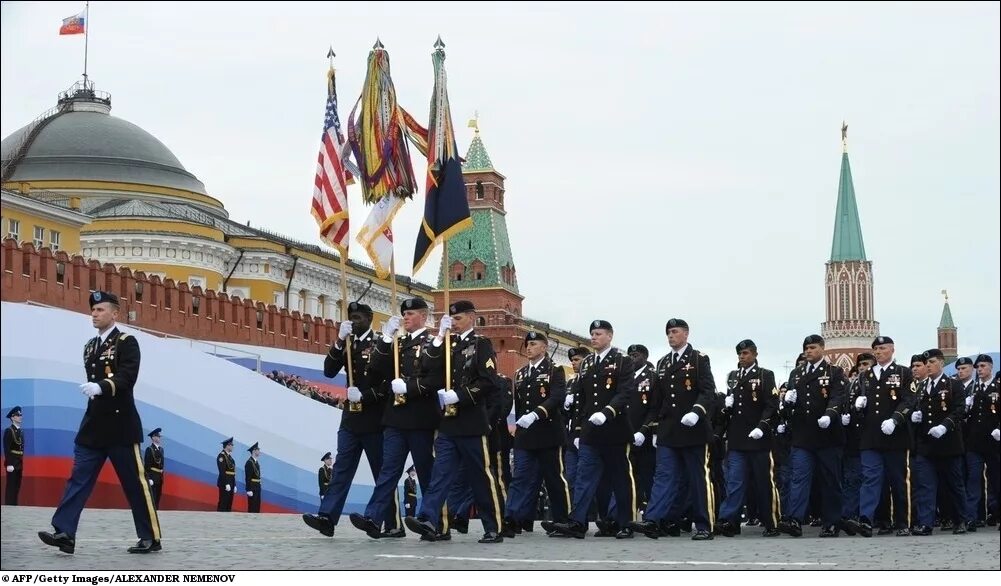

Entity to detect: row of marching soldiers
[301,299,1000,542]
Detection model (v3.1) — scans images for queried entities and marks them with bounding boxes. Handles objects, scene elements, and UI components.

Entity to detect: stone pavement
[2,506,998,571]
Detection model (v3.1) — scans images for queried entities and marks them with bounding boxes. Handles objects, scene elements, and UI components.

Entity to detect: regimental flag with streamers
[356,194,404,279]
[59,11,86,35]
[412,39,472,274]
[311,63,358,257]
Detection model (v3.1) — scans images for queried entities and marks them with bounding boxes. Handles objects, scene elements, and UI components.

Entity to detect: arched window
[475,181,484,200]
[839,278,850,319]
[476,316,485,327]
[857,282,867,320]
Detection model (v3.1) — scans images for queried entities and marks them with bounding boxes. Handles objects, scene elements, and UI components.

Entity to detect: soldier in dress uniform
[631,318,716,541]
[956,356,976,395]
[38,291,161,555]
[715,339,781,537]
[404,300,504,543]
[349,297,443,540]
[143,428,164,510]
[318,452,333,497]
[965,354,999,529]
[403,465,418,517]
[563,347,589,497]
[546,320,637,539]
[245,442,262,513]
[627,344,657,514]
[777,334,847,538]
[911,349,971,535]
[4,406,24,505]
[503,331,570,536]
[216,437,236,512]
[841,354,873,528]
[303,302,402,538]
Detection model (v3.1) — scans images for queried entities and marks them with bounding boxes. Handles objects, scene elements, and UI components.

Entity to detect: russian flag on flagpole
[59,11,86,35]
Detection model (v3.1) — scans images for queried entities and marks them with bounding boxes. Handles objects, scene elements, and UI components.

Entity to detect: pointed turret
[830,126,866,262]
[937,290,958,364]
[462,123,495,172]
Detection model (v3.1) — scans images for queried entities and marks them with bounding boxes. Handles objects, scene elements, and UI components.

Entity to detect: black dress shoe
[349,513,383,539]
[452,516,469,535]
[660,521,681,537]
[500,521,518,539]
[38,531,75,554]
[876,526,894,536]
[691,529,714,541]
[952,524,967,535]
[478,532,504,543]
[973,519,986,528]
[985,513,996,526]
[848,516,872,538]
[761,528,781,537]
[435,531,452,541]
[127,539,161,553]
[594,519,619,537]
[522,520,535,533]
[818,525,840,537]
[551,521,586,539]
[615,527,634,539]
[540,520,557,534]
[911,525,932,536]
[895,527,911,537]
[965,522,978,533]
[809,516,823,527]
[745,517,761,527]
[302,513,335,537]
[715,519,740,537]
[778,518,802,537]
[629,520,660,539]
[381,528,406,538]
[940,520,954,531]
[405,516,438,540]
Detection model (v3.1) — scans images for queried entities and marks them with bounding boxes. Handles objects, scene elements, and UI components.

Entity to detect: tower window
[475,181,484,200]
[476,316,485,327]
[476,272,483,281]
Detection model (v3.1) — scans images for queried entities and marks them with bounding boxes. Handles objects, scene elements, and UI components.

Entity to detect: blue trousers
[719,449,780,530]
[51,443,161,541]
[565,445,579,499]
[319,428,390,527]
[841,454,862,520]
[570,444,635,527]
[644,444,713,531]
[784,446,842,525]
[506,447,571,523]
[365,428,435,527]
[448,465,475,520]
[914,454,969,527]
[859,449,910,528]
[417,433,501,533]
[776,462,790,511]
[966,451,1000,521]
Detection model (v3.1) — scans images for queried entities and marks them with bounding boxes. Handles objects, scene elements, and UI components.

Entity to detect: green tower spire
[939,291,955,329]
[830,123,867,262]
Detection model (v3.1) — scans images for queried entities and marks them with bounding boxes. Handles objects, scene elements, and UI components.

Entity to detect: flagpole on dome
[83,1,90,89]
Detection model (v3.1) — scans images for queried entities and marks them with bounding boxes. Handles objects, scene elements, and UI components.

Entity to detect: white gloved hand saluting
[928,425,947,439]
[681,412,699,427]
[437,315,454,339]
[784,389,797,404]
[855,396,867,410]
[391,379,407,395]
[80,382,102,398]
[841,414,851,426]
[381,316,402,342]
[748,428,764,440]
[347,387,362,402]
[564,394,574,409]
[881,419,896,435]
[516,412,539,428]
[724,395,734,409]
[225,484,231,492]
[911,411,922,423]
[338,321,353,341]
[633,432,645,446]
[589,412,607,426]
[817,415,831,429]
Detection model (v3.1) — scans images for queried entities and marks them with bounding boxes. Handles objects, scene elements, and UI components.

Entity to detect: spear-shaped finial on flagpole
[373,37,384,50]
[434,35,445,51]
[327,46,335,67]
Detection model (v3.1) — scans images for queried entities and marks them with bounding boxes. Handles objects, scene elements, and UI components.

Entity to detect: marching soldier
[841,354,874,528]
[563,347,588,496]
[349,297,443,540]
[777,334,847,538]
[503,332,570,536]
[4,406,24,506]
[403,466,418,518]
[216,437,236,512]
[627,344,657,513]
[965,355,999,529]
[144,428,164,510]
[956,357,976,395]
[245,442,262,513]
[716,339,781,537]
[546,320,637,539]
[404,300,504,544]
[911,349,971,534]
[318,452,333,497]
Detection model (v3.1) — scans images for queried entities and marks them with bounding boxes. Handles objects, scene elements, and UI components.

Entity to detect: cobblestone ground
[2,506,998,571]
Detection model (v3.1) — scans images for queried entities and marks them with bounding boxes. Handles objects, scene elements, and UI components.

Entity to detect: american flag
[310,67,354,256]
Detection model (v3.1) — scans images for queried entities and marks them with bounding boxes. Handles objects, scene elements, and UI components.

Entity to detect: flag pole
[83,1,90,87]
[443,242,451,393]
[391,256,400,380]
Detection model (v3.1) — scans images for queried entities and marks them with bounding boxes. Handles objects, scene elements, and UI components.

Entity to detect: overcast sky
[2,1,998,381]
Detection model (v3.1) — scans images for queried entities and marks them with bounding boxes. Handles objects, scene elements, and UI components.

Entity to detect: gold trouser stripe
[495,450,508,502]
[904,450,911,528]
[557,446,571,515]
[703,445,715,529]
[390,483,402,530]
[480,436,503,531]
[984,465,989,517]
[768,451,780,528]
[625,444,637,522]
[132,445,161,541]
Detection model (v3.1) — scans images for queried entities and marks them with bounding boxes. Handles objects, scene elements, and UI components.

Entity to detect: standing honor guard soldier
[631,318,717,541]
[626,344,658,514]
[503,331,571,537]
[4,406,24,505]
[144,428,164,510]
[38,291,161,554]
[965,354,999,529]
[318,452,333,497]
[350,297,443,539]
[245,442,262,513]
[216,437,236,512]
[405,300,504,543]
[546,320,637,539]
[778,334,847,538]
[716,339,781,537]
[403,465,418,517]
[847,336,916,537]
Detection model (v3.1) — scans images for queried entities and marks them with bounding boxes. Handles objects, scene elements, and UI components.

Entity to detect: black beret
[148,427,162,438]
[923,349,944,361]
[802,334,825,349]
[221,437,234,447]
[6,406,22,419]
[321,452,332,461]
[871,336,894,348]
[400,297,429,313]
[590,320,613,333]
[795,353,807,364]
[449,300,475,315]
[735,339,756,353]
[524,331,548,345]
[347,302,373,316]
[627,344,649,356]
[248,442,260,453]
[975,354,994,366]
[955,357,974,367]
[665,318,689,332]
[568,347,589,359]
[910,354,927,364]
[856,352,876,364]
[89,290,120,308]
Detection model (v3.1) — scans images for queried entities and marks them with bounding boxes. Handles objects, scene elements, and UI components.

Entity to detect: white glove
[633,432,645,446]
[437,315,454,339]
[516,412,539,428]
[225,484,231,492]
[347,387,362,402]
[564,394,574,409]
[652,435,658,447]
[338,321,353,341]
[748,428,764,440]
[573,438,580,449]
[855,396,867,410]
[247,491,254,497]
[911,411,922,423]
[777,424,787,434]
[391,378,407,395]
[784,389,797,404]
[817,415,831,429]
[439,389,459,405]
[881,419,896,435]
[6,465,13,472]
[724,395,734,408]
[928,425,947,439]
[381,316,402,341]
[589,412,607,426]
[80,382,102,398]
[965,396,974,409]
[148,478,154,486]
[681,412,699,427]
[841,414,851,426]
[992,429,1000,442]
